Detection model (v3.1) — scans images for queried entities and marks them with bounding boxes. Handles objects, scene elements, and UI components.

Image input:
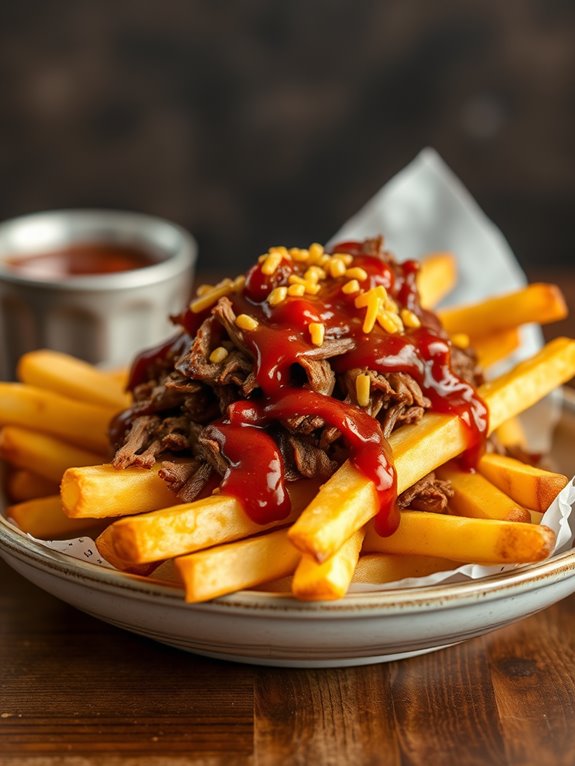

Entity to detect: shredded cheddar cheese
[209,346,229,364]
[236,314,259,331]
[342,279,360,295]
[308,322,325,346]
[355,373,371,407]
[268,286,288,306]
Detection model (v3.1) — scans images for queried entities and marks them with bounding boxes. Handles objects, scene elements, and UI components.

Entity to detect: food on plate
[362,511,556,563]
[477,453,568,511]
[7,495,102,539]
[1,237,574,601]
[0,426,102,483]
[17,349,131,410]
[0,382,114,453]
[6,469,59,503]
[435,462,532,522]
[415,251,456,309]
[437,282,567,338]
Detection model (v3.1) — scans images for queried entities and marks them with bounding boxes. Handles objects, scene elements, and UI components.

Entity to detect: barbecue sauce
[5,243,154,279]
[122,240,487,535]
[221,392,398,532]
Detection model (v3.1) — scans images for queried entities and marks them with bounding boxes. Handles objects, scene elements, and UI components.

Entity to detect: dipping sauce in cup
[0,210,197,379]
[4,243,155,279]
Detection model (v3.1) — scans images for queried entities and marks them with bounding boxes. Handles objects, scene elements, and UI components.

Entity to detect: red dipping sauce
[4,243,154,279]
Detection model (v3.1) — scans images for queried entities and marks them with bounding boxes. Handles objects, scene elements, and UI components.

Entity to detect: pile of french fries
[2,252,575,603]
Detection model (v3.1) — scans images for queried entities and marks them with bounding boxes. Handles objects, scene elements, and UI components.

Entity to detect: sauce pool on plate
[3,243,155,279]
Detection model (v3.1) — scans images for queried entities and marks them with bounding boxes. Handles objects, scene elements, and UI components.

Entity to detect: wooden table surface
[1,267,575,766]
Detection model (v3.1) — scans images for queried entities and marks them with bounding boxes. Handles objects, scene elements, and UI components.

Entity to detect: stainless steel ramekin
[0,209,197,379]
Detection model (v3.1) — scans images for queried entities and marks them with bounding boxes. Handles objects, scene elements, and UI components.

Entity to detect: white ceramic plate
[1,390,575,668]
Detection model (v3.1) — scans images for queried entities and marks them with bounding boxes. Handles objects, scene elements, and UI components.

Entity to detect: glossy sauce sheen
[5,243,154,279]
[127,242,488,535]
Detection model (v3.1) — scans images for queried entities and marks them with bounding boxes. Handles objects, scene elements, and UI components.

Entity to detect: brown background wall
[0,0,573,273]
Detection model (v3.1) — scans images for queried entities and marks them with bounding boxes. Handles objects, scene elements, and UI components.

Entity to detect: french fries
[363,512,555,564]
[352,553,458,584]
[288,337,575,563]
[61,464,179,518]
[7,496,103,539]
[0,239,574,607]
[97,481,318,566]
[0,383,115,453]
[17,350,131,410]
[292,529,365,601]
[474,328,521,369]
[0,426,102,483]
[417,251,457,309]
[478,453,569,512]
[438,283,567,339]
[435,462,531,523]
[5,469,59,503]
[176,528,301,602]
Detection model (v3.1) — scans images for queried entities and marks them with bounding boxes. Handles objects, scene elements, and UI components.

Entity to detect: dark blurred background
[0,0,574,275]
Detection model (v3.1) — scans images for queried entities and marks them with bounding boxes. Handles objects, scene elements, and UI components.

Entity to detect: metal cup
[0,209,197,379]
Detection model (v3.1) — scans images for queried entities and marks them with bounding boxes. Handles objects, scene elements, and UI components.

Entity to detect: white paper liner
[4,149,575,593]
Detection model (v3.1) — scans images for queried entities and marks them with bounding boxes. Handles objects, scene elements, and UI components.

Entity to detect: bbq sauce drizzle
[126,240,488,536]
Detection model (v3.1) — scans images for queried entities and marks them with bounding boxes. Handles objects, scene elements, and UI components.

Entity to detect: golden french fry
[436,462,531,522]
[478,453,569,512]
[105,367,129,386]
[0,426,102,484]
[98,496,290,567]
[352,553,458,584]
[175,528,300,603]
[495,416,528,450]
[479,338,575,430]
[289,338,575,562]
[292,529,365,601]
[0,383,114,453]
[289,463,379,565]
[417,251,457,309]
[363,511,555,564]
[95,524,158,575]
[97,480,317,567]
[438,283,567,339]
[474,328,521,369]
[5,468,59,502]
[7,495,103,539]
[17,350,130,410]
[61,464,178,518]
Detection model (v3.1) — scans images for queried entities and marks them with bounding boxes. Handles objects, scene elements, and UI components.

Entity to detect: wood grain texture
[487,602,575,766]
[0,561,253,761]
[254,665,400,765]
[5,555,575,766]
[390,641,506,766]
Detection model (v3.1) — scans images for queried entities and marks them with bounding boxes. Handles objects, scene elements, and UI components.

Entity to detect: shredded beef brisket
[451,344,483,387]
[111,240,487,508]
[342,369,431,437]
[159,459,213,503]
[398,472,454,513]
[281,433,338,481]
